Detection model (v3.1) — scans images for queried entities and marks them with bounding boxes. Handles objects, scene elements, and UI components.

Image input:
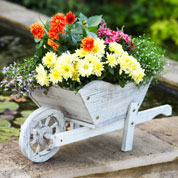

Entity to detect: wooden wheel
[19,107,66,162]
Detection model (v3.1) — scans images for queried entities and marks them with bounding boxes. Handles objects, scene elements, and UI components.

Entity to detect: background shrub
[8,0,178,61]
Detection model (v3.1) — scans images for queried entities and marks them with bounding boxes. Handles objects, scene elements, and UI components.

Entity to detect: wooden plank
[51,119,125,147]
[121,102,139,152]
[31,86,92,124]
[136,104,172,124]
[65,117,95,129]
[79,80,150,125]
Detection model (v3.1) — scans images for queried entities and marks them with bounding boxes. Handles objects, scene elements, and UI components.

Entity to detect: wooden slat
[31,86,92,123]
[79,81,150,125]
[51,119,125,147]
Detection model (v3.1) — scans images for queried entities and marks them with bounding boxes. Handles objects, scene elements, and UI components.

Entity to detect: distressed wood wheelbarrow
[19,80,172,162]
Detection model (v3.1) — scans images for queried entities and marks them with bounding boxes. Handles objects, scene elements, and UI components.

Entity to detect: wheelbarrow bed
[31,80,150,126]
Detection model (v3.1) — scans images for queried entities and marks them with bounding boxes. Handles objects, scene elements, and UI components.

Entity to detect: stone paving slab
[159,59,178,90]
[81,160,178,178]
[0,116,178,178]
[0,0,48,30]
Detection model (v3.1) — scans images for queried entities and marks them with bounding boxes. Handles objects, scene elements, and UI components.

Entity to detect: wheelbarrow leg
[121,102,139,152]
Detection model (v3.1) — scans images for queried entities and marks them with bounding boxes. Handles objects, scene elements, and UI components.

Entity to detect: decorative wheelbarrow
[19,80,172,162]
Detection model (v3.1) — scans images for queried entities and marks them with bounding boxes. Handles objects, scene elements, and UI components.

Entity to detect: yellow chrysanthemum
[84,54,99,63]
[131,69,145,84]
[59,62,74,80]
[75,49,88,58]
[109,42,124,54]
[42,52,57,68]
[77,59,93,77]
[92,60,104,76]
[107,53,118,68]
[91,38,105,58]
[72,62,80,82]
[117,53,145,84]
[84,54,104,76]
[49,68,62,84]
[36,64,49,86]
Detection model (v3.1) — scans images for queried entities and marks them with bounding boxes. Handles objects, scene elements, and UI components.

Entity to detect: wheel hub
[34,126,52,145]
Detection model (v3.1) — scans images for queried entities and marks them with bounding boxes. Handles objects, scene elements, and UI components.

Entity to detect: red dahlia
[66,11,75,25]
[50,13,66,34]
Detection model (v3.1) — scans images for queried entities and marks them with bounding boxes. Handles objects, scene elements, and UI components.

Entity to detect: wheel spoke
[35,144,40,154]
[30,138,37,146]
[32,128,37,135]
[38,120,42,127]
[45,117,50,126]
[51,122,58,129]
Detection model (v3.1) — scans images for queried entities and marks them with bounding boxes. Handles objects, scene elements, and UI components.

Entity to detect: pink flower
[97,27,135,49]
[105,37,114,44]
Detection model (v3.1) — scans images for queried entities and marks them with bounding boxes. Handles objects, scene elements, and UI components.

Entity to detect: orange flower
[66,11,75,25]
[48,28,59,40]
[81,36,95,51]
[48,39,59,51]
[50,13,66,34]
[30,22,45,39]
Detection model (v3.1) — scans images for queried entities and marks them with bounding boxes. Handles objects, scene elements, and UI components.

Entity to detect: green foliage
[131,36,166,83]
[0,120,11,128]
[0,127,20,142]
[13,117,26,125]
[9,0,178,60]
[21,110,33,117]
[151,19,178,46]
[0,102,19,113]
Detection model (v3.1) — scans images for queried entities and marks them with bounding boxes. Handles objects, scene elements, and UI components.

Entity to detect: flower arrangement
[0,12,166,98]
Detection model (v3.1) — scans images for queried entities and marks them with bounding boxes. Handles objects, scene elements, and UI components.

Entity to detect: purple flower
[6,83,11,87]
[0,80,7,84]
[16,94,20,98]
[11,89,17,92]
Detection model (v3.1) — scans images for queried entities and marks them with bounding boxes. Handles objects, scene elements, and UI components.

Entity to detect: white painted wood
[136,105,172,124]
[65,117,95,129]
[51,119,125,147]
[19,107,66,163]
[19,80,173,162]
[121,102,139,152]
[78,80,150,125]
[49,103,172,150]
[31,86,92,124]
[31,80,150,126]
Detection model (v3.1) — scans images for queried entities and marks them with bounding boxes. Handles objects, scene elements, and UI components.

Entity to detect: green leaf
[0,102,19,113]
[71,27,83,34]
[21,110,33,118]
[109,67,115,75]
[14,117,26,126]
[87,26,98,33]
[0,135,10,143]
[45,19,50,31]
[0,127,20,137]
[0,95,11,101]
[0,120,11,128]
[79,13,88,22]
[87,15,102,27]
[86,31,97,39]
[71,35,79,44]
[34,38,41,43]
[36,40,43,48]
